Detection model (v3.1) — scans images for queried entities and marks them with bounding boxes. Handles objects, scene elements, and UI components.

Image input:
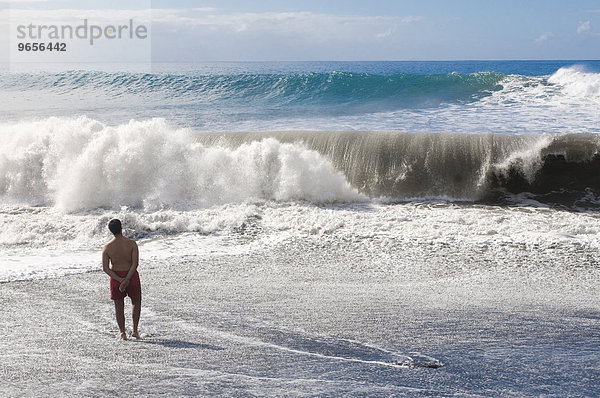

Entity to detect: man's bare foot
[131,331,141,339]
[120,331,128,340]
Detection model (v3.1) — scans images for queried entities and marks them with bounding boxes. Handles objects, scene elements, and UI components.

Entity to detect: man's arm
[119,241,139,291]
[102,247,124,282]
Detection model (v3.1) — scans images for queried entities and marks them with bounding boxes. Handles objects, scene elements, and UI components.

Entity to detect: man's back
[103,219,142,340]
[103,236,136,271]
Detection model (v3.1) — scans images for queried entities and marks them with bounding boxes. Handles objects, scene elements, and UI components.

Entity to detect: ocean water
[3,61,600,133]
[1,61,600,396]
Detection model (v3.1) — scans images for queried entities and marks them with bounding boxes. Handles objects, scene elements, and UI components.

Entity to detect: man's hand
[119,278,130,292]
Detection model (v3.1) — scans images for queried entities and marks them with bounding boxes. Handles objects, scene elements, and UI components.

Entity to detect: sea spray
[1,117,600,210]
[0,117,364,212]
[547,66,600,101]
[200,130,600,203]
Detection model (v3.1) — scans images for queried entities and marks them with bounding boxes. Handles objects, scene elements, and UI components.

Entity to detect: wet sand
[2,235,600,397]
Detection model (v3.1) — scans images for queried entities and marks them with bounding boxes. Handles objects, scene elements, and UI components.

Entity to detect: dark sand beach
[2,229,599,397]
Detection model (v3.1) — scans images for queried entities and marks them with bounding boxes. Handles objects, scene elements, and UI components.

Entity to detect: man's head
[108,219,122,236]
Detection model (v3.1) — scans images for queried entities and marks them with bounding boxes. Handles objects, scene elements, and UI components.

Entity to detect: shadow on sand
[137,338,223,351]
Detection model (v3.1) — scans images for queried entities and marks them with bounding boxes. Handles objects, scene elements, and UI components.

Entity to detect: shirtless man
[102,219,142,340]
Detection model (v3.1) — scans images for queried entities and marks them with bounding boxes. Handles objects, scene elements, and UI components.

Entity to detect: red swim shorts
[110,270,142,300]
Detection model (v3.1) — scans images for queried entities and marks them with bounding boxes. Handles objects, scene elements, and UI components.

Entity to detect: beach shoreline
[2,231,599,397]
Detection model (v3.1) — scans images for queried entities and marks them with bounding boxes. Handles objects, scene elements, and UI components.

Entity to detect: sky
[1,0,600,61]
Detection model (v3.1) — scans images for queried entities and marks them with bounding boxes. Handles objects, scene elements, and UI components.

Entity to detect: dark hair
[108,219,122,235]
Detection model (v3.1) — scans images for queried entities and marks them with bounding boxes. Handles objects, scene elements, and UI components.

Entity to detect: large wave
[0,70,506,108]
[2,66,600,135]
[204,129,600,207]
[0,117,364,212]
[2,67,599,106]
[1,116,599,212]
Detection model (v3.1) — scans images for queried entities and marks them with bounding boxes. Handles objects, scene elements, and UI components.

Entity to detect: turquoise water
[2,60,600,132]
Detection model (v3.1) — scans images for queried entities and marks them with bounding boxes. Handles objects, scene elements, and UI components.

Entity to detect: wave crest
[548,66,600,101]
[1,117,599,211]
[0,70,506,107]
[0,117,364,212]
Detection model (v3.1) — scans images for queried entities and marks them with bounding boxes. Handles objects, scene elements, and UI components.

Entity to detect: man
[102,219,142,340]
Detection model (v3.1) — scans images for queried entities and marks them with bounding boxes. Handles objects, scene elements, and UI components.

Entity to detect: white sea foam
[0,117,364,212]
[220,68,600,134]
[548,66,600,101]
[2,200,599,282]
[492,135,553,183]
[1,116,599,282]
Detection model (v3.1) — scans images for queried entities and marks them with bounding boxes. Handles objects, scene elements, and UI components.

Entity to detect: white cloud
[146,9,424,61]
[3,8,424,61]
[5,8,421,37]
[534,33,550,44]
[7,8,153,24]
[399,16,422,24]
[150,10,421,38]
[376,28,395,39]
[577,20,591,34]
[191,8,216,12]
[2,0,49,3]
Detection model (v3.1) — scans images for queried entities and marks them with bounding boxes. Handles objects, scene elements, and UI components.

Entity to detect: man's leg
[114,298,127,340]
[131,296,141,339]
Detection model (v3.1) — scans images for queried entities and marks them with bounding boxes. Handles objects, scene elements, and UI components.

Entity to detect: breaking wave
[1,116,599,212]
[0,70,506,108]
